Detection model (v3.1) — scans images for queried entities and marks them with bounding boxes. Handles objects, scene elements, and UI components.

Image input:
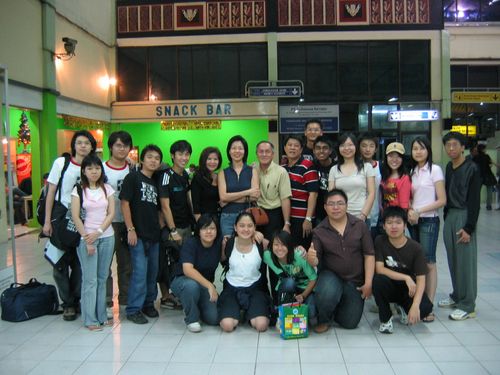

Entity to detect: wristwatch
[305,216,312,222]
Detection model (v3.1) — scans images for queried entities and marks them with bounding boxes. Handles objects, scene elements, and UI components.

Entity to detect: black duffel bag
[1,278,59,322]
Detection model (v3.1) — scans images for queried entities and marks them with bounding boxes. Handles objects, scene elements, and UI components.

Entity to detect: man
[307,189,375,332]
[303,119,324,161]
[120,144,163,324]
[158,140,193,309]
[255,140,292,238]
[372,206,433,334]
[103,131,133,316]
[43,130,97,321]
[282,135,318,248]
[313,136,335,223]
[439,132,481,321]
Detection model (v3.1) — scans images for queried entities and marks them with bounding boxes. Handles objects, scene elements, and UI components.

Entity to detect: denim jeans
[77,236,115,326]
[126,238,159,315]
[314,270,364,329]
[106,222,132,306]
[52,248,81,309]
[278,277,317,323]
[220,212,239,237]
[409,216,440,263]
[171,276,218,325]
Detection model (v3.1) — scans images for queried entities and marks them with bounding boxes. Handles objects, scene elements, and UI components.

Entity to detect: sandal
[101,320,114,327]
[423,312,435,323]
[87,325,103,331]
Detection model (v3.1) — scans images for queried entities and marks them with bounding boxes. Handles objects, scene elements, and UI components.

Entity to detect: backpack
[37,155,71,226]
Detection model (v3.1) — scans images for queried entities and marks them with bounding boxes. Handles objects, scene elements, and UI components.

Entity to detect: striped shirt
[282,157,319,219]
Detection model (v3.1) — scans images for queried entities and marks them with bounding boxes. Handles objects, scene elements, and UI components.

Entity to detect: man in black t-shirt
[313,136,335,223]
[120,145,162,324]
[372,206,433,334]
[158,140,194,309]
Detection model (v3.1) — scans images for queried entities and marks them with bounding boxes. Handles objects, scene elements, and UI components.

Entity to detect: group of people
[41,121,482,336]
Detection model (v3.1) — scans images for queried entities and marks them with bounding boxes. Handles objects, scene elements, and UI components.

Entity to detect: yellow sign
[161,120,221,131]
[452,125,477,136]
[452,91,500,104]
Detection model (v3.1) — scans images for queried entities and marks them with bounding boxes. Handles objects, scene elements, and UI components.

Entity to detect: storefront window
[444,0,500,22]
[372,105,397,130]
[117,48,147,101]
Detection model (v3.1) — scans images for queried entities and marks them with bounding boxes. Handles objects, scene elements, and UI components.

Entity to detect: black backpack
[37,155,71,226]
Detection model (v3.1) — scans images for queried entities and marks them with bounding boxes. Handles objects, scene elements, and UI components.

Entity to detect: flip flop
[423,312,435,323]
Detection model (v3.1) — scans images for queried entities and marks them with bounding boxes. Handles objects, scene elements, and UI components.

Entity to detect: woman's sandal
[423,312,435,323]
[101,320,114,327]
[87,325,103,331]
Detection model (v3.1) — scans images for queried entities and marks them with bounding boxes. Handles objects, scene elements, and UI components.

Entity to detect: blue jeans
[278,277,317,323]
[409,216,440,263]
[76,236,115,326]
[126,238,159,315]
[314,270,364,329]
[220,212,239,237]
[171,276,219,325]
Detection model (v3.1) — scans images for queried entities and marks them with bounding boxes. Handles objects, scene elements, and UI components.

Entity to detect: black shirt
[191,172,219,216]
[159,168,193,229]
[119,171,160,242]
[173,236,222,282]
[445,159,481,235]
[314,160,335,221]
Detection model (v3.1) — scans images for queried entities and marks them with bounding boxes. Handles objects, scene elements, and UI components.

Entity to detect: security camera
[62,37,77,56]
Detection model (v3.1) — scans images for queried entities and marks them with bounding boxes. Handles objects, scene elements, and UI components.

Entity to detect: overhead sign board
[279,104,339,133]
[388,110,440,122]
[248,86,302,98]
[452,125,477,136]
[452,91,500,104]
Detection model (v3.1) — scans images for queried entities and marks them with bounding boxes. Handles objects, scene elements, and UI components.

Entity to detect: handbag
[52,184,85,250]
[277,302,308,340]
[246,203,269,226]
[1,278,59,322]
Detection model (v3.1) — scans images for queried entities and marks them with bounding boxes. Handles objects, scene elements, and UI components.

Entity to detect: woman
[170,214,221,332]
[408,137,446,322]
[218,212,271,332]
[191,147,222,221]
[328,133,375,222]
[218,136,260,236]
[71,154,115,331]
[380,142,411,211]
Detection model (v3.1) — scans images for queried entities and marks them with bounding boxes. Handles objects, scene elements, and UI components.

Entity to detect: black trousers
[372,274,433,323]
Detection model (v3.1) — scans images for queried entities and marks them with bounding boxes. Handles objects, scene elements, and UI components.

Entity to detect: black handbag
[1,278,59,322]
[52,185,85,249]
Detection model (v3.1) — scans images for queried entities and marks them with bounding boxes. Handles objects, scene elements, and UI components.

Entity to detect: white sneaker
[438,296,456,308]
[106,307,114,319]
[449,309,476,321]
[379,317,393,334]
[187,322,202,333]
[395,304,408,325]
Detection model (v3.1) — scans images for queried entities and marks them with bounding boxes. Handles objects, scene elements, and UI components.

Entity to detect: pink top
[71,184,115,238]
[411,163,444,218]
[381,174,411,209]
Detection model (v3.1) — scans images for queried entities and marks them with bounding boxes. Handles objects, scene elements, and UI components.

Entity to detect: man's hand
[208,284,219,302]
[405,276,416,298]
[408,304,420,325]
[356,283,372,299]
[302,219,312,238]
[127,230,138,246]
[456,229,471,244]
[171,231,182,244]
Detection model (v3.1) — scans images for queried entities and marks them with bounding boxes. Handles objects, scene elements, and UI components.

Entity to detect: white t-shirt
[103,161,130,223]
[411,163,444,218]
[328,162,376,217]
[226,242,262,287]
[47,156,81,208]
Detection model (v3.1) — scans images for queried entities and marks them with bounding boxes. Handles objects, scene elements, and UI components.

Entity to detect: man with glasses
[307,189,375,333]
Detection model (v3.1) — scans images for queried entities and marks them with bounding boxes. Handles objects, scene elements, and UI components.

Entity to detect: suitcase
[1,278,59,322]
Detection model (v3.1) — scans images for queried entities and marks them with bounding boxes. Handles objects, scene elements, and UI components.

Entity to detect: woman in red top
[380,142,411,211]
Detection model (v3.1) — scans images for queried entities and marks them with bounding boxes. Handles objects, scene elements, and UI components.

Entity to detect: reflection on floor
[1,207,500,375]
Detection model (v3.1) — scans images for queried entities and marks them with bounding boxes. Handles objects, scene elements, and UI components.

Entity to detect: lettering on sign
[156,104,232,117]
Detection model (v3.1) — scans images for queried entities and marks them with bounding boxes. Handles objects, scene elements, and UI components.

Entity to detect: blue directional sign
[248,86,302,98]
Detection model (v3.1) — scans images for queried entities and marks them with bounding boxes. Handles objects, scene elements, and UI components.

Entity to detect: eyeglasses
[326,201,346,207]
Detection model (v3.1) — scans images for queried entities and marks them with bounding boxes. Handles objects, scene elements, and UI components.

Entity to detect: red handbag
[246,205,269,226]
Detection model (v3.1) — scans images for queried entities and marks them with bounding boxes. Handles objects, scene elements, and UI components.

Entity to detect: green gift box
[277,302,308,340]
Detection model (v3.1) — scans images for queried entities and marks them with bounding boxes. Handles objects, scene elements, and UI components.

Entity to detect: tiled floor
[1,207,500,375]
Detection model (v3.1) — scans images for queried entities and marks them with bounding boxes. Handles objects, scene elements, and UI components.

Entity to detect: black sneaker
[127,311,148,324]
[63,307,77,321]
[142,306,159,318]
